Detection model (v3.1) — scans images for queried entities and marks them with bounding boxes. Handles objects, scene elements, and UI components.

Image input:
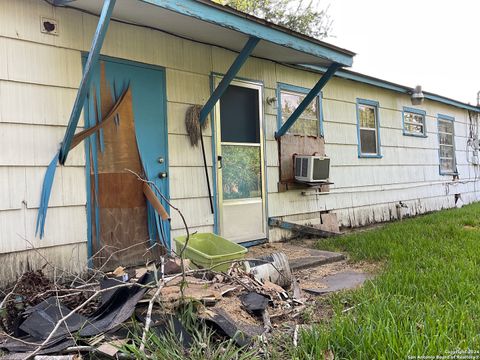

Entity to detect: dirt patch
[293,260,378,292]
[248,241,315,260]
[464,225,480,231]
[213,295,260,327]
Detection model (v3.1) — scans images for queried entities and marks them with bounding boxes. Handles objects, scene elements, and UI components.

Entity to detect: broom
[185,105,214,213]
[185,104,208,147]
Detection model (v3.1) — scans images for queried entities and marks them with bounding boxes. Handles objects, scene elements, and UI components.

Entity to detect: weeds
[120,303,261,360]
[292,203,480,359]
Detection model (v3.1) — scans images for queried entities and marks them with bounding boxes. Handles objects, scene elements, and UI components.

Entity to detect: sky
[324,0,480,105]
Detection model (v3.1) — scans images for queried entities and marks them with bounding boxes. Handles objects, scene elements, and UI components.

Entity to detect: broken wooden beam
[268,218,342,238]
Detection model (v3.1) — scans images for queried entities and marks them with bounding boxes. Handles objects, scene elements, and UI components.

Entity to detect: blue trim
[35,152,60,238]
[276,63,340,138]
[199,37,260,125]
[51,0,76,4]
[402,107,427,138]
[140,0,354,67]
[81,55,93,266]
[437,113,457,176]
[356,98,382,158]
[426,94,479,114]
[276,82,323,137]
[210,74,219,235]
[305,65,480,113]
[58,0,116,165]
[438,113,455,122]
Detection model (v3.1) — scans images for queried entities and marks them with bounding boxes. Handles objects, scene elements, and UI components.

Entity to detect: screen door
[214,80,266,243]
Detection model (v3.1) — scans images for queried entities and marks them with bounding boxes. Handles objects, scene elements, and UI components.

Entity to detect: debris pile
[0,252,315,359]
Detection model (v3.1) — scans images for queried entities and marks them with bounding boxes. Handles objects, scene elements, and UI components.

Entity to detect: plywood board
[278,134,326,182]
[90,62,150,268]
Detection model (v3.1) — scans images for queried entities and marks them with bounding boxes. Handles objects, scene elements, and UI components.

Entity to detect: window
[437,114,456,174]
[403,107,427,137]
[220,84,262,200]
[357,99,381,157]
[278,84,322,137]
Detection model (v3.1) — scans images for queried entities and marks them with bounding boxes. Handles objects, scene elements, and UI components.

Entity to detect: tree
[213,0,333,39]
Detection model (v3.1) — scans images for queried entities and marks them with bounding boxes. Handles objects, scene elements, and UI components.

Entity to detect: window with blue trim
[437,114,456,174]
[357,99,381,157]
[403,107,426,136]
[278,84,322,137]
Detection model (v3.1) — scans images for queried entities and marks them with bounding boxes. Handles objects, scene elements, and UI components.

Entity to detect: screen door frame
[212,76,267,243]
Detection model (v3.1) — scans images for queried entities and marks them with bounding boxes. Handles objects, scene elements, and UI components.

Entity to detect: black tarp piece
[79,288,146,337]
[1,273,153,357]
[203,308,263,347]
[19,297,89,340]
[239,292,269,314]
[135,312,193,349]
[79,272,150,336]
[0,336,75,355]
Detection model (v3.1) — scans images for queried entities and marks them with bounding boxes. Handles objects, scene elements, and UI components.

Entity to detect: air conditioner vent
[294,155,330,183]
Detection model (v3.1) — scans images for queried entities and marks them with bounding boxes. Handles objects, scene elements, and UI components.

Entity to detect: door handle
[217,155,223,169]
[159,172,168,179]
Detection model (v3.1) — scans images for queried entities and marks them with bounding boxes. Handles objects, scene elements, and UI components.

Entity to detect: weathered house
[1,0,479,283]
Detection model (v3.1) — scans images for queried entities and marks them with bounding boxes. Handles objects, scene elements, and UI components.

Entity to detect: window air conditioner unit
[294,155,330,183]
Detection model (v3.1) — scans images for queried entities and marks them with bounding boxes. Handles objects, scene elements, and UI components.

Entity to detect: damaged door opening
[85,56,169,268]
[214,79,266,243]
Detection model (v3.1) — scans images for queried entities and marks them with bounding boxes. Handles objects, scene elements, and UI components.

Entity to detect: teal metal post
[275,62,341,139]
[58,0,116,164]
[199,36,260,125]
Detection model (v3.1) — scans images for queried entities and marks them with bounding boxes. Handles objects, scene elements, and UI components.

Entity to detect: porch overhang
[54,0,355,68]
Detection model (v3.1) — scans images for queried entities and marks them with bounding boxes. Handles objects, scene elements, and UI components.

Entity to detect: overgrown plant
[121,308,261,360]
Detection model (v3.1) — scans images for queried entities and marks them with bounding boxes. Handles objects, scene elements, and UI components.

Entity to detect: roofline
[194,0,356,57]
[305,65,480,113]
[139,0,355,67]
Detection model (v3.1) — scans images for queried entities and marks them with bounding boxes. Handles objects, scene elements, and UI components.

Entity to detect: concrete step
[288,249,345,270]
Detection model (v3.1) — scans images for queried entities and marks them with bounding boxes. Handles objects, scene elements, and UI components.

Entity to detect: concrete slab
[247,242,345,270]
[303,271,373,295]
[288,248,345,270]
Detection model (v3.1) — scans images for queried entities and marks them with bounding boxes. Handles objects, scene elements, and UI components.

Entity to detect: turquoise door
[85,56,169,268]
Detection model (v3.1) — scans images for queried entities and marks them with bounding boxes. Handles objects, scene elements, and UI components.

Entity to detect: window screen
[403,109,426,136]
[438,117,455,174]
[357,102,380,156]
[220,85,260,143]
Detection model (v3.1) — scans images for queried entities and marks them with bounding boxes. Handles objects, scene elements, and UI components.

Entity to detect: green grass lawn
[293,203,480,360]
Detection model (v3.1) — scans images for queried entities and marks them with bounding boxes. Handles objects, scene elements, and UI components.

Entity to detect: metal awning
[55,0,355,67]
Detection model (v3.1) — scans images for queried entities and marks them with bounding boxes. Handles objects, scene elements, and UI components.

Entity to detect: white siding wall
[0,1,88,281]
[0,0,478,282]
